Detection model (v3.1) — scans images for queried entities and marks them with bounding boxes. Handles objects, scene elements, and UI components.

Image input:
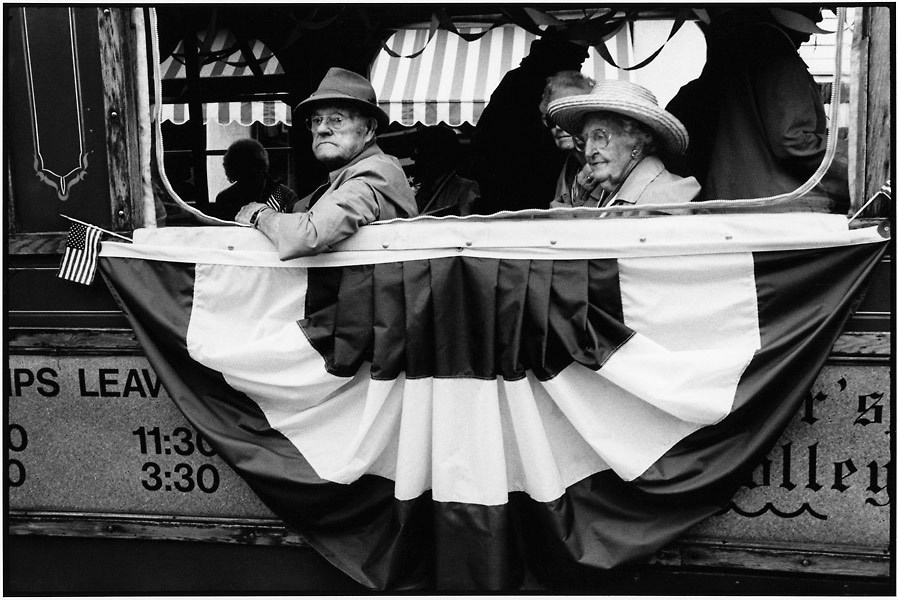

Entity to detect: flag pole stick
[60,215,133,242]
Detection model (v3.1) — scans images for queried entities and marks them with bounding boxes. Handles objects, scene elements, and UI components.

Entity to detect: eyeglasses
[573,128,612,152]
[541,114,556,129]
[305,114,351,131]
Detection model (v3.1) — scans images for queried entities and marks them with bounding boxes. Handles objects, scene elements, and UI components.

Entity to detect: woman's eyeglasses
[305,114,350,131]
[541,114,556,129]
[573,128,612,152]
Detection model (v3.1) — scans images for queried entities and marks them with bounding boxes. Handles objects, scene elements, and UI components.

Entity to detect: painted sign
[7,356,271,517]
[6,355,890,550]
[691,367,891,548]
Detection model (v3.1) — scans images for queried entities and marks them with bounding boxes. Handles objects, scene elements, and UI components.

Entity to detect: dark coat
[471,41,586,213]
[666,22,836,203]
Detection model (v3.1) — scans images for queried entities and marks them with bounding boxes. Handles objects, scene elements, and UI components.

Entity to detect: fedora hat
[297,67,390,130]
[547,80,689,155]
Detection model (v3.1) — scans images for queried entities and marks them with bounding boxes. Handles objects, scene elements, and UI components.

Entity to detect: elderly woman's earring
[630,148,640,159]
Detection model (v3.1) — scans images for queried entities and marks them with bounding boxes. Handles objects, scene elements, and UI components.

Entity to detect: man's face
[309,104,375,169]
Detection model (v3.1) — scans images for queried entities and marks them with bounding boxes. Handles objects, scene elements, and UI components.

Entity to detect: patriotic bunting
[97,213,888,590]
[57,222,102,285]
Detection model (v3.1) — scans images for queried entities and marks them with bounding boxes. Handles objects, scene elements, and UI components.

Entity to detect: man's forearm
[253,207,279,245]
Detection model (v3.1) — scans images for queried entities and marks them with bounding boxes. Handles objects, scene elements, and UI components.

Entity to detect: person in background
[208,139,298,221]
[547,79,700,210]
[665,6,846,209]
[236,68,417,258]
[471,37,589,213]
[539,71,603,208]
[411,125,480,216]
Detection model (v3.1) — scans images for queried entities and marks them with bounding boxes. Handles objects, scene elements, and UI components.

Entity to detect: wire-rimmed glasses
[573,128,612,152]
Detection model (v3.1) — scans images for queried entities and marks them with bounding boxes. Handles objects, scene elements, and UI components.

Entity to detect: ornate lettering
[745,457,771,489]
[865,460,891,507]
[780,442,796,491]
[854,392,885,426]
[801,391,826,424]
[806,442,821,492]
[832,458,858,492]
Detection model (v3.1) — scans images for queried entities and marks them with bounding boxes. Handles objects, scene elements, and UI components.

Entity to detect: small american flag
[265,186,286,212]
[57,222,103,285]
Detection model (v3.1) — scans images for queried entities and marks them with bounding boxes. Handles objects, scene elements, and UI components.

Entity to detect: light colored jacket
[607,155,700,210]
[272,144,417,258]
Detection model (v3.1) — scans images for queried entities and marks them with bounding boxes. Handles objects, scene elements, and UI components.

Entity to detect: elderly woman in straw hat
[547,80,700,210]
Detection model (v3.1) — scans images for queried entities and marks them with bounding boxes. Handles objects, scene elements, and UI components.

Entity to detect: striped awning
[160,28,284,79]
[370,25,639,127]
[161,101,292,126]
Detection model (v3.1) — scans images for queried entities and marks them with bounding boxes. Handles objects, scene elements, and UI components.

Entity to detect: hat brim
[547,95,689,155]
[297,93,390,130]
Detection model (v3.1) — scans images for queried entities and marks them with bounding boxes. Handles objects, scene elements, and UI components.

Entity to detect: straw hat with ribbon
[547,79,689,155]
[297,67,390,130]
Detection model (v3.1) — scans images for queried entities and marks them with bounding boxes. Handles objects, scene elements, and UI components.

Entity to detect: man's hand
[235,202,270,226]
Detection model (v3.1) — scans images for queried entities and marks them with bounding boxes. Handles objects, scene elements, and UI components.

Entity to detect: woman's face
[543,85,588,153]
[580,113,641,192]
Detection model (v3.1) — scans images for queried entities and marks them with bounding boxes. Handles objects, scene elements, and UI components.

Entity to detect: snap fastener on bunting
[382,243,389,248]
[639,237,647,243]
[465,241,472,247]
[725,235,733,240]
[549,240,557,245]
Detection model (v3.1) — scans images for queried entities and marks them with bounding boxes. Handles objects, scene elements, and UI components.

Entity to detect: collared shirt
[269,143,417,259]
[603,155,700,210]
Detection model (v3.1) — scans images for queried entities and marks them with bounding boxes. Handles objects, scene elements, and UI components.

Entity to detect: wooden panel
[8,512,302,547]
[863,7,891,215]
[97,8,145,231]
[8,329,891,359]
[844,253,893,332]
[6,7,113,232]
[6,265,128,330]
[7,512,889,579]
[654,538,889,578]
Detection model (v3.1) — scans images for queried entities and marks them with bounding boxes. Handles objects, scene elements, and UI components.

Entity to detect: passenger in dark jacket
[411,125,480,216]
[666,6,846,209]
[471,37,588,213]
[209,139,297,221]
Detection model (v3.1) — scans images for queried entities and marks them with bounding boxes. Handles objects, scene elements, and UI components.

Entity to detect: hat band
[311,87,375,103]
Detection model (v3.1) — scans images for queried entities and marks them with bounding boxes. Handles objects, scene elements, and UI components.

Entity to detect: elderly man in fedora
[236,67,417,258]
[547,80,700,210]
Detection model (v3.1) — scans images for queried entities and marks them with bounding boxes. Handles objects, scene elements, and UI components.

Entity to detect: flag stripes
[97,215,888,590]
[57,222,102,285]
[265,185,289,211]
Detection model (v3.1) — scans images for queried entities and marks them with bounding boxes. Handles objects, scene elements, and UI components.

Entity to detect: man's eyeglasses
[573,128,612,152]
[305,114,351,131]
